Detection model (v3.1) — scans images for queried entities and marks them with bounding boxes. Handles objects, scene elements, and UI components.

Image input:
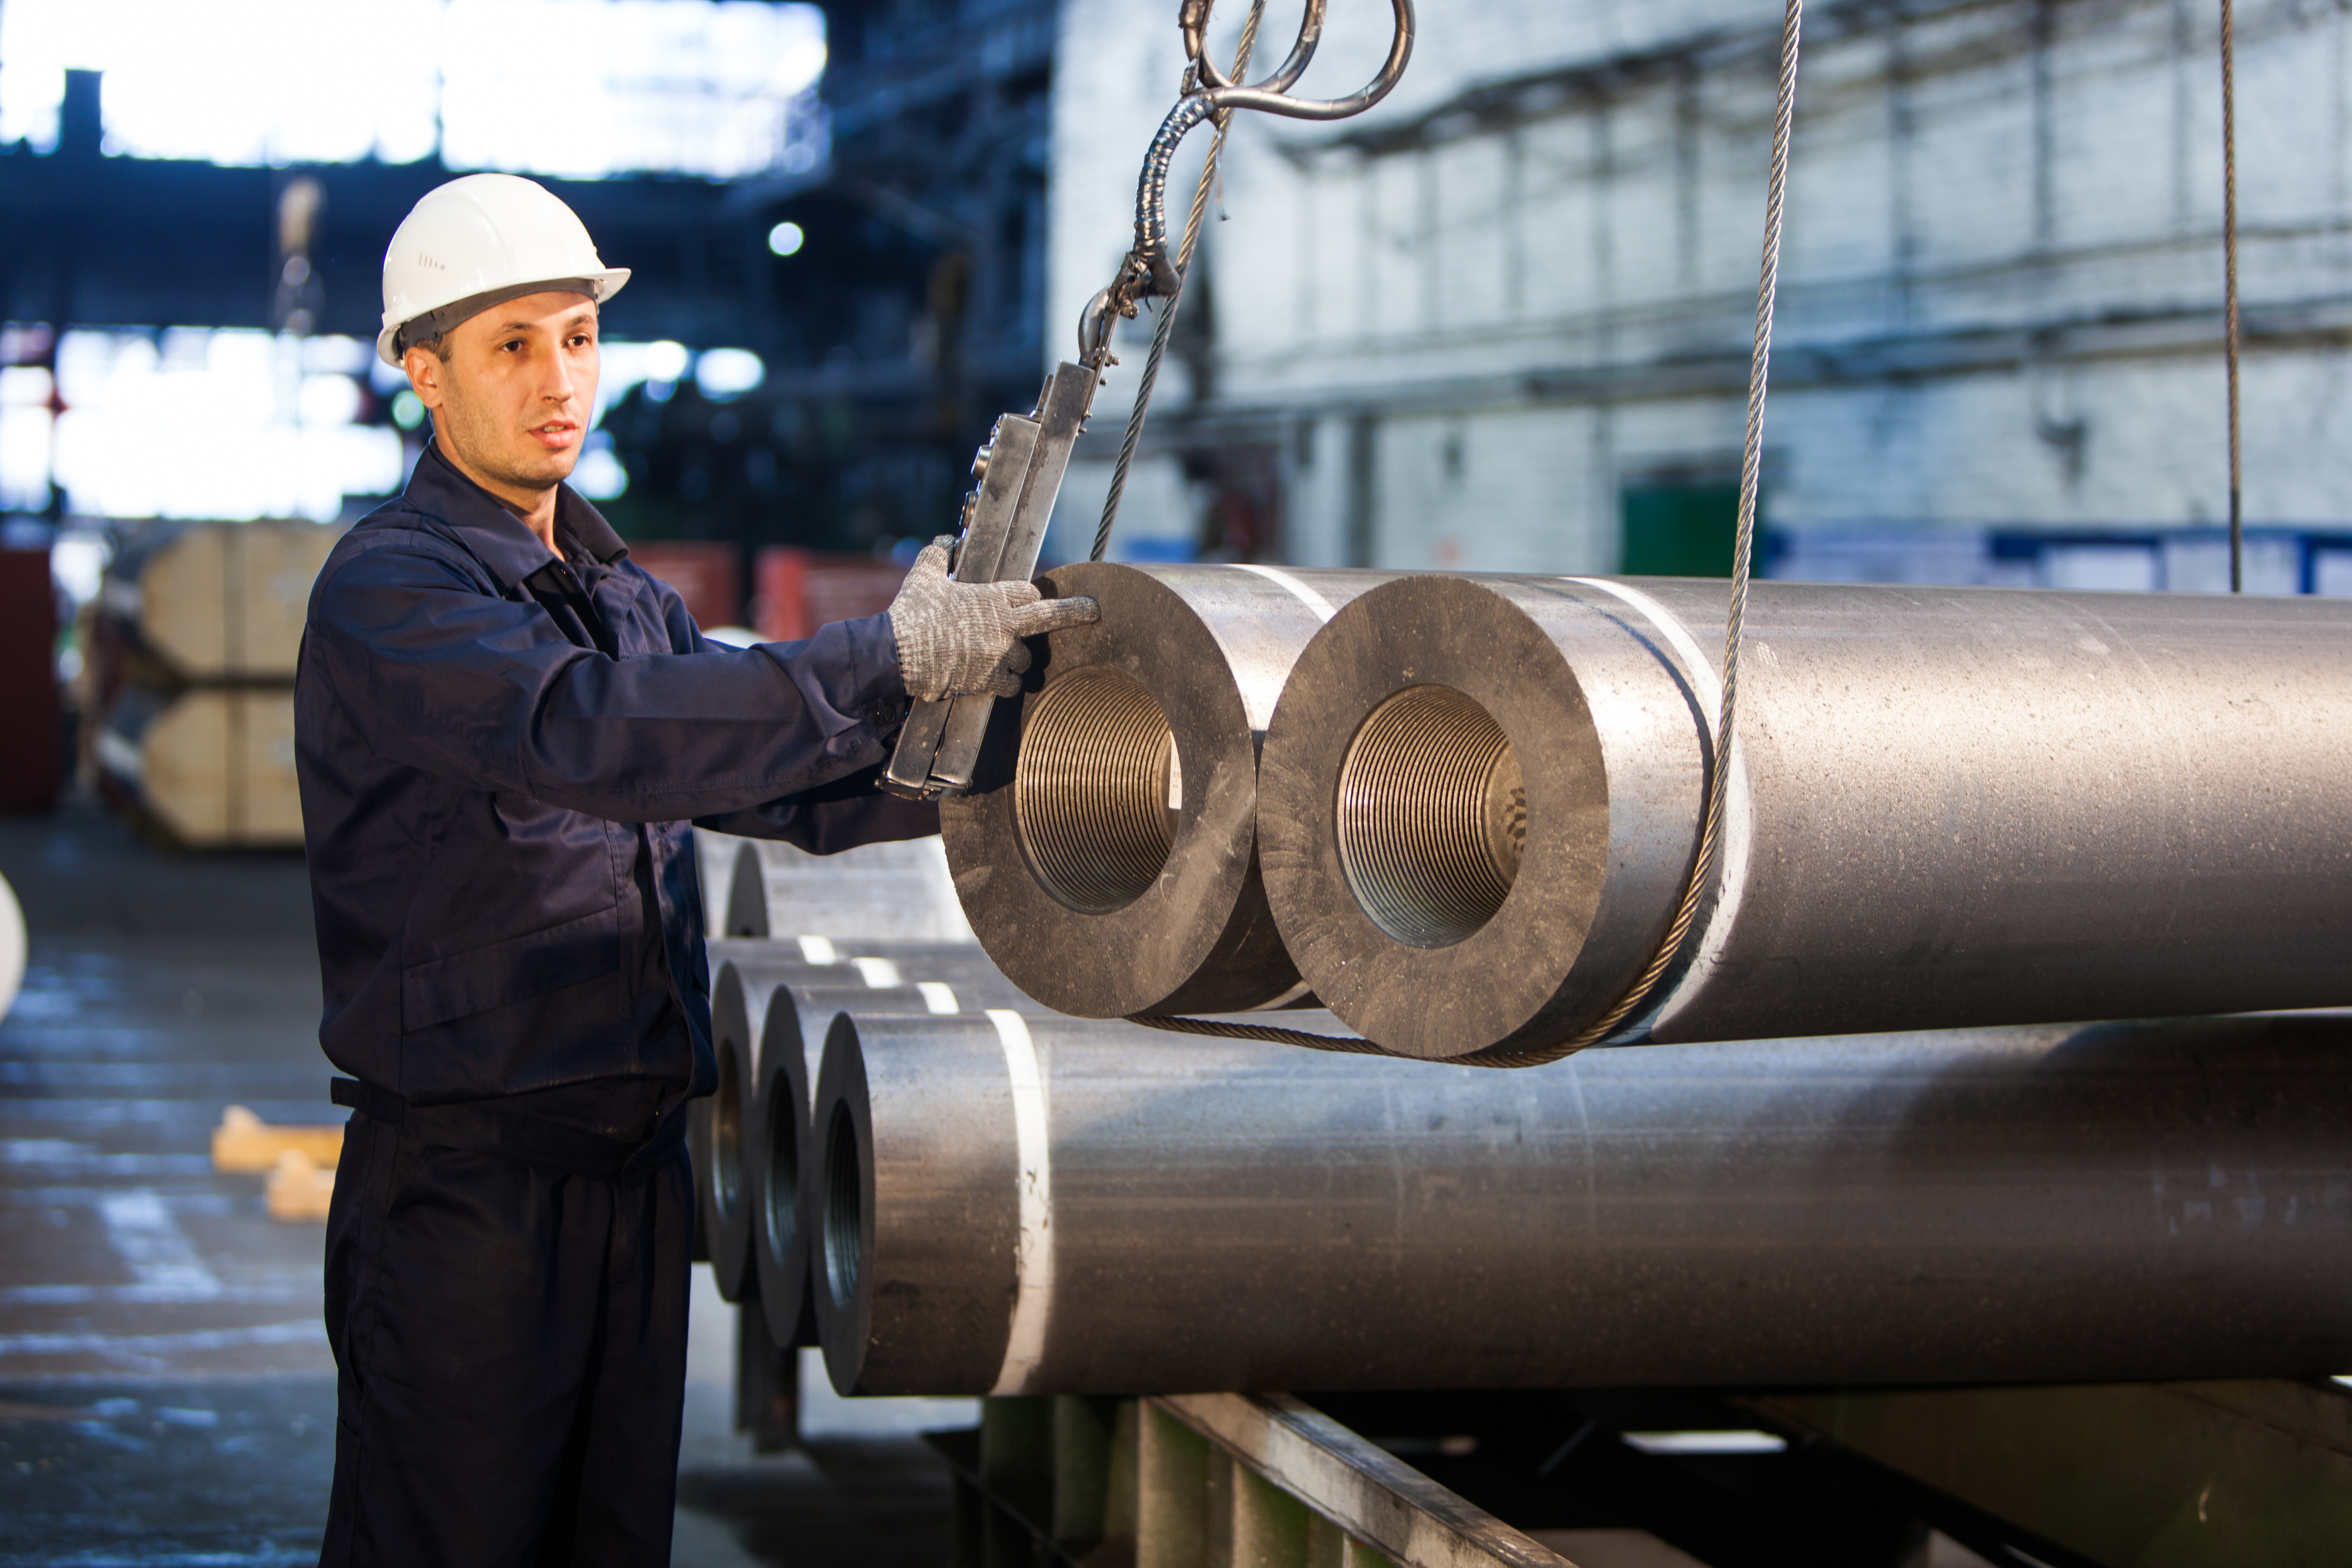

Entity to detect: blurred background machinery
[1046,0,2352,584]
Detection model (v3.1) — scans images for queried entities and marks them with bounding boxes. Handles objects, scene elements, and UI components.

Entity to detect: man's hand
[888,537,1101,702]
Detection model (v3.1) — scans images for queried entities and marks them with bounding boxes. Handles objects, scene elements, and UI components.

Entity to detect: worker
[294,172,1095,1567]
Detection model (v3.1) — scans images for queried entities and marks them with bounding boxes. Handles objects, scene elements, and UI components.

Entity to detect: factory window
[44,329,402,522]
[0,0,828,179]
[1619,479,1742,578]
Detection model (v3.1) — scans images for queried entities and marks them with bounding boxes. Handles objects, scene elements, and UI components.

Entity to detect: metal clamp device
[879,361,1099,800]
[882,0,1414,801]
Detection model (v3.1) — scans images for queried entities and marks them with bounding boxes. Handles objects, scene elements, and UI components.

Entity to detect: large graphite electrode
[811,1009,2352,1396]
[695,939,1011,1299]
[1257,575,2352,1061]
[748,972,1032,1346]
[704,935,1008,986]
[939,562,1398,1017]
[712,836,974,943]
[699,951,817,1301]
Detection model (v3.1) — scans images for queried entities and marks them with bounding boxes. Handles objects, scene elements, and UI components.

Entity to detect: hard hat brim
[376,268,631,366]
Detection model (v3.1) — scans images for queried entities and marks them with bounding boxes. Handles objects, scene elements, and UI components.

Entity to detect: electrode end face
[1014,665,1180,915]
[810,1011,874,1398]
[1262,575,1624,1060]
[1338,684,1526,949]
[751,983,814,1348]
[941,562,1302,1017]
[812,1015,1029,1397]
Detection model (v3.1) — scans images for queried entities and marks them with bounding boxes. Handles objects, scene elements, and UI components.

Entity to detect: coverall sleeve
[310,535,917,825]
[635,554,942,848]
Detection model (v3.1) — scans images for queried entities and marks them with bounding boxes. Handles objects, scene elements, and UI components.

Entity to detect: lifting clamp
[883,0,1416,801]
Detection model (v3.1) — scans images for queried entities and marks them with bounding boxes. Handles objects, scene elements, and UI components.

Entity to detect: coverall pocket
[399,904,623,1032]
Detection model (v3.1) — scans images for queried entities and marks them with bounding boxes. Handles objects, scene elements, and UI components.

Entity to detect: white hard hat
[377,173,630,366]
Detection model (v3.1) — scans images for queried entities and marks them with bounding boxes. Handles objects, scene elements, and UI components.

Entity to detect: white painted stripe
[852,956,902,988]
[1233,562,1338,623]
[987,1009,1053,1395]
[99,1189,219,1302]
[796,935,838,964]
[1560,579,1755,1035]
[1563,578,1721,719]
[917,982,959,1015]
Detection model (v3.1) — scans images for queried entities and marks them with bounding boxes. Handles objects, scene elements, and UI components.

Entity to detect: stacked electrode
[84,520,340,848]
[711,565,2352,1408]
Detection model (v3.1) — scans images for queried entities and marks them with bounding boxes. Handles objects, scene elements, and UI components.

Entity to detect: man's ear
[404,346,446,409]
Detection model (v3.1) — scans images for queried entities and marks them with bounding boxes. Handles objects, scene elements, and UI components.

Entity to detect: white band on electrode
[988,1008,1053,1396]
[851,956,901,988]
[796,935,838,964]
[917,982,959,1015]
[1234,562,1338,623]
[1560,578,1754,1034]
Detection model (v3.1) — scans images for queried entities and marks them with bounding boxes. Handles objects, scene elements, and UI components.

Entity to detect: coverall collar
[404,433,630,594]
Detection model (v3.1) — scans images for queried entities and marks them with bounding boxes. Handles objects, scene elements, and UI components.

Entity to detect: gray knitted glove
[889,537,1101,702]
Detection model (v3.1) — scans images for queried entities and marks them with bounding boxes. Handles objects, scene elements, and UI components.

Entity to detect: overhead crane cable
[2222,0,2245,592]
[1128,0,1806,1059]
[1089,0,1270,565]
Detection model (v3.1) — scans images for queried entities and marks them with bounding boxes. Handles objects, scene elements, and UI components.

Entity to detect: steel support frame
[1753,1380,2352,1567]
[930,1393,1568,1568]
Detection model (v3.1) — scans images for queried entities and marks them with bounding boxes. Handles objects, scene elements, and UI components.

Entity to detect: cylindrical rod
[698,940,1017,1301]
[714,836,974,942]
[701,954,809,1300]
[814,1010,2352,1396]
[1258,575,2352,1061]
[748,972,1033,1347]
[941,562,1400,1016]
[705,935,1016,989]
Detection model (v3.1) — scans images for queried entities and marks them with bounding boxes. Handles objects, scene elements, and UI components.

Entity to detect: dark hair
[402,328,454,365]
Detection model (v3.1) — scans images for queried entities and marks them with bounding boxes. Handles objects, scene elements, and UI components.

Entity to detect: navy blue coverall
[296,440,935,1566]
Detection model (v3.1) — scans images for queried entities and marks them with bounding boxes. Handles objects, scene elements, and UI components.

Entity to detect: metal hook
[1124,0,1413,302]
[1184,0,1324,100]
[1200,0,1411,119]
[1080,0,1414,359]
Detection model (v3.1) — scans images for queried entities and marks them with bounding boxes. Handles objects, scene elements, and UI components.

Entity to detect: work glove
[889,537,1101,702]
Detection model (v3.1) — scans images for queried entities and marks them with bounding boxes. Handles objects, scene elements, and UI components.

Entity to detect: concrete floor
[0,800,950,1568]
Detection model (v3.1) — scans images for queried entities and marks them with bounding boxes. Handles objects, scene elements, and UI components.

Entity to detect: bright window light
[0,0,827,178]
[46,329,402,521]
[695,347,765,399]
[298,373,363,428]
[641,341,691,382]
[588,339,692,424]
[0,406,52,510]
[573,439,629,501]
[768,221,805,257]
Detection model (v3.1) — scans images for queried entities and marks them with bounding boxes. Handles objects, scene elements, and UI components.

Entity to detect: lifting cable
[1130,0,1806,1062]
[2222,0,2244,591]
[1089,0,1269,563]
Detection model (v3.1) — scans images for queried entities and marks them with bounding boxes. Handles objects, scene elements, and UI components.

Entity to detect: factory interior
[3,0,2351,1565]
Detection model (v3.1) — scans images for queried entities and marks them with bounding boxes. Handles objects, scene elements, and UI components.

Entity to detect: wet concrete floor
[0,801,948,1567]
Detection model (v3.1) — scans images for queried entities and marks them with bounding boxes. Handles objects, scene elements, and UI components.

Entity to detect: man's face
[404,291,599,496]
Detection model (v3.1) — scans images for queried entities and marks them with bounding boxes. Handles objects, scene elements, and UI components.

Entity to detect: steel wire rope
[1129,0,1806,1061]
[2222,0,2244,591]
[1089,0,1269,564]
